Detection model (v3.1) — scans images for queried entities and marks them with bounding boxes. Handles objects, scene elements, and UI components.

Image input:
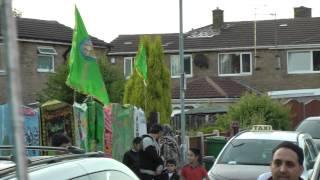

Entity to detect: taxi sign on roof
[251,125,273,131]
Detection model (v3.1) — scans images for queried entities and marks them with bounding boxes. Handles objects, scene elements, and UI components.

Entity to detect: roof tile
[0,18,108,47]
[172,76,250,99]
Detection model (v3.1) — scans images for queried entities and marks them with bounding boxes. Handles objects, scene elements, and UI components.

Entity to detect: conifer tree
[123,36,172,124]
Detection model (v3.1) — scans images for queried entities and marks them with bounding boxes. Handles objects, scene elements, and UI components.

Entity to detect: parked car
[310,154,320,180]
[296,116,320,150]
[0,147,139,180]
[208,125,319,180]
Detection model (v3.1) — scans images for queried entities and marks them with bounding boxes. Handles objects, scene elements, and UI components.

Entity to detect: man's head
[51,133,71,148]
[271,141,304,180]
[132,137,142,151]
[149,124,163,140]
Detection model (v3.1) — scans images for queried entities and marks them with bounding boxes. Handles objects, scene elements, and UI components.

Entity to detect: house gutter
[0,37,108,49]
[108,43,320,55]
[171,97,239,104]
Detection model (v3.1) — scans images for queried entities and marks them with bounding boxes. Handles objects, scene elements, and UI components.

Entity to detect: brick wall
[0,41,107,105]
[110,48,320,93]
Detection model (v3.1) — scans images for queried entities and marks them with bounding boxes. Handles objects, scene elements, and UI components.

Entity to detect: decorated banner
[73,103,88,151]
[0,104,40,156]
[134,107,147,137]
[23,107,40,156]
[0,104,12,156]
[104,104,112,157]
[112,104,135,162]
[41,100,74,148]
[86,99,104,152]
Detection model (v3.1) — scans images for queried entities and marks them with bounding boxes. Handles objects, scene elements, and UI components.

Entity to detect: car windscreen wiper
[230,142,245,148]
[235,162,269,166]
[0,145,85,154]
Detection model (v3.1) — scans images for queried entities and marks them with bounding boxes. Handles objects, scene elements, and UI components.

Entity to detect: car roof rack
[0,151,105,177]
[0,145,85,154]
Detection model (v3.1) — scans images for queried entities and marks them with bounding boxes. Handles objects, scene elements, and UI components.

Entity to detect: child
[122,137,142,177]
[180,148,209,180]
[166,159,179,180]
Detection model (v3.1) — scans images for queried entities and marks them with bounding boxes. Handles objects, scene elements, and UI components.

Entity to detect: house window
[218,52,252,76]
[124,57,133,78]
[170,54,193,78]
[37,47,57,72]
[287,50,320,74]
[0,44,5,74]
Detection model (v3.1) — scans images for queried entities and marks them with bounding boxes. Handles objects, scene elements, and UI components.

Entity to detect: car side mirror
[203,156,216,163]
[307,160,315,170]
[308,169,314,178]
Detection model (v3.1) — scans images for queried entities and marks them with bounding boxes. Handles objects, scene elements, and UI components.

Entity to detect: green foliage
[13,8,23,17]
[99,57,125,103]
[123,36,172,124]
[38,57,124,104]
[38,64,77,104]
[188,125,216,136]
[215,93,291,131]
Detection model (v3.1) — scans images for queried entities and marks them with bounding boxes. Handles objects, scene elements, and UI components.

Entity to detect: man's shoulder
[257,172,271,180]
[142,135,154,147]
[123,150,132,157]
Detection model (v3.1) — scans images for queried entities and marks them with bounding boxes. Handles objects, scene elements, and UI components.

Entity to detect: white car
[310,154,320,180]
[208,125,319,180]
[0,152,139,180]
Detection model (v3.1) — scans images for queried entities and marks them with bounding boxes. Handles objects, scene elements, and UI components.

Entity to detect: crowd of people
[122,124,209,180]
[50,125,307,180]
[122,124,307,180]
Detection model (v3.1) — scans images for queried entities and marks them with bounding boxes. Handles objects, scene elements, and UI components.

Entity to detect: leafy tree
[38,57,124,104]
[215,93,291,131]
[13,8,22,17]
[123,36,172,124]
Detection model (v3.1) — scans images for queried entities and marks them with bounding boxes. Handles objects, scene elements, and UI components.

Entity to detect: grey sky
[13,0,320,43]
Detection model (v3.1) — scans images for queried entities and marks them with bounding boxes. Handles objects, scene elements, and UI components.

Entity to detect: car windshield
[296,120,320,139]
[218,139,284,166]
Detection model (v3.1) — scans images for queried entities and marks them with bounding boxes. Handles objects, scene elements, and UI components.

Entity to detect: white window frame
[0,43,5,75]
[37,54,55,73]
[124,57,134,79]
[170,54,193,78]
[287,49,320,74]
[218,52,252,76]
[37,46,57,73]
[37,46,57,55]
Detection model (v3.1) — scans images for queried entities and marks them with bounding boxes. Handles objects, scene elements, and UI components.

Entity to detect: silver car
[208,125,319,180]
[296,116,320,150]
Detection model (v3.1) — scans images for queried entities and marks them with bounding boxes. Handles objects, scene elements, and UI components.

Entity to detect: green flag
[134,44,147,86]
[66,7,109,105]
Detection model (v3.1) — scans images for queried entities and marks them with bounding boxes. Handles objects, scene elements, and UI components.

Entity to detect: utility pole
[1,0,29,179]
[179,0,186,164]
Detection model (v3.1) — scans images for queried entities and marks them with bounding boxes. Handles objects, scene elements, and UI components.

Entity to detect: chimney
[212,8,224,30]
[294,6,311,18]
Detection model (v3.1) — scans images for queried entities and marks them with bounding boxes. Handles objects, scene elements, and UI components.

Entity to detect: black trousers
[140,173,169,180]
[140,173,154,180]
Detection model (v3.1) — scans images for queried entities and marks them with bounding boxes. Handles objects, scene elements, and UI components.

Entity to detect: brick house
[0,18,110,105]
[108,6,320,114]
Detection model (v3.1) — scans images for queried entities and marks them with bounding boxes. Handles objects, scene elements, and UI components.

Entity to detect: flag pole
[144,82,147,115]
[73,90,76,103]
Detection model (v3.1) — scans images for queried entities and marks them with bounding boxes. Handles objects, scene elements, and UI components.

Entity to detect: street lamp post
[1,0,29,179]
[179,0,187,164]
